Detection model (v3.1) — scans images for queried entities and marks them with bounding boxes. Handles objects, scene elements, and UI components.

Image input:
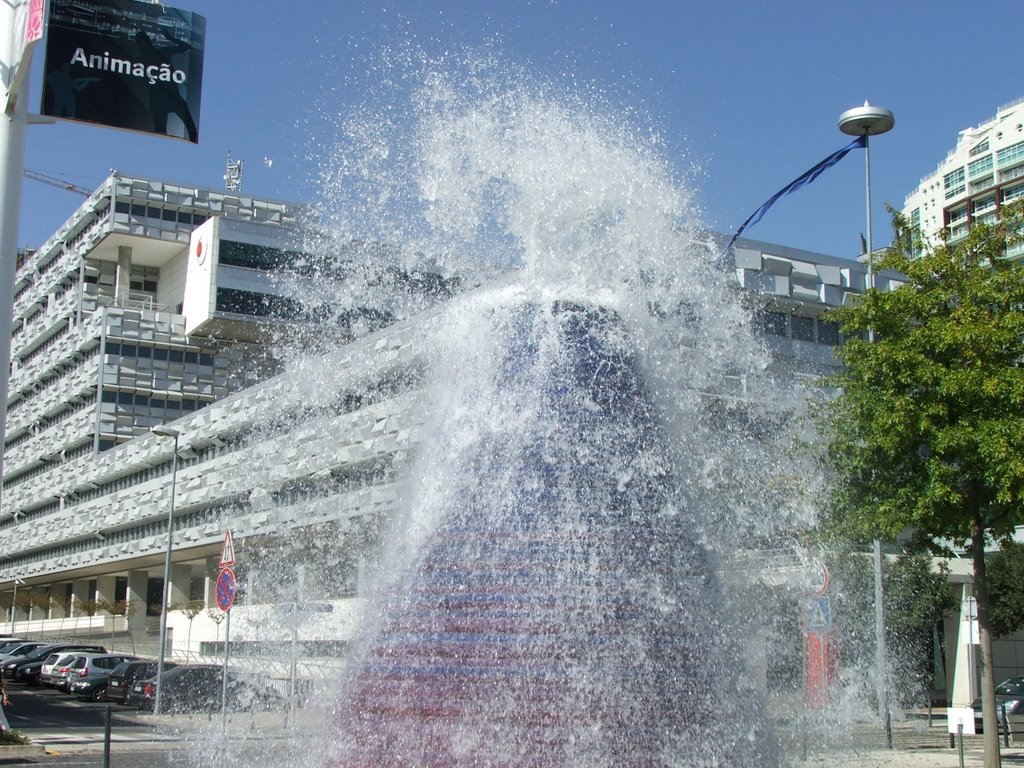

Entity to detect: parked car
[18,647,114,686]
[0,639,29,655]
[69,663,134,703]
[2,643,107,682]
[0,641,48,662]
[19,647,111,685]
[40,652,78,686]
[972,676,1024,734]
[106,659,174,705]
[127,665,283,713]
[58,653,136,693]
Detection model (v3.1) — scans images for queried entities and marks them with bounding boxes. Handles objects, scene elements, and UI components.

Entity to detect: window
[948,206,968,225]
[997,140,1024,169]
[761,311,787,337]
[970,138,990,157]
[968,154,993,179]
[818,321,841,346]
[1004,182,1024,204]
[944,168,966,199]
[973,195,996,215]
[791,315,815,342]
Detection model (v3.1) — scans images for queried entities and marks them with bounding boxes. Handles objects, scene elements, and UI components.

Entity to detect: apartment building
[903,97,1024,258]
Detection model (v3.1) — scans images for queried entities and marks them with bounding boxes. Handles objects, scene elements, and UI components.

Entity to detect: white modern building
[0,172,993,708]
[0,172,455,666]
[903,97,1024,258]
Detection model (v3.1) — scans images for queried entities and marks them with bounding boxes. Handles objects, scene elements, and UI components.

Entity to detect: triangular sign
[220,530,235,568]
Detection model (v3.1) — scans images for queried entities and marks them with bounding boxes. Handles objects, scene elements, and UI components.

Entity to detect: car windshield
[996,680,1024,696]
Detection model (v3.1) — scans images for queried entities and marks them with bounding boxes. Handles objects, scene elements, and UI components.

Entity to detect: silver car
[57,653,136,692]
[40,652,77,686]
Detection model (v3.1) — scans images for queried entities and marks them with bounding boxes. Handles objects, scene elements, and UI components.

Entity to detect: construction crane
[23,168,91,196]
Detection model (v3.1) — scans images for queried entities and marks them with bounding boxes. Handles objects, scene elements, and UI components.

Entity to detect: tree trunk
[971,505,1001,768]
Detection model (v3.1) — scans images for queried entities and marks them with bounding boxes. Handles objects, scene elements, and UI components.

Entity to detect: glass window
[968,154,993,179]
[817,321,841,346]
[791,315,815,342]
[997,140,1024,168]
[1004,182,1024,204]
[973,195,997,214]
[761,311,788,337]
[944,168,966,199]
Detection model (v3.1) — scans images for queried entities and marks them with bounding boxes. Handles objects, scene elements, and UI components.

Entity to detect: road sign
[219,529,235,568]
[215,567,237,612]
[805,596,831,633]
[808,559,830,596]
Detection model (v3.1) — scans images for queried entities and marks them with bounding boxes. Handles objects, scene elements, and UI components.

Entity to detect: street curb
[0,744,47,758]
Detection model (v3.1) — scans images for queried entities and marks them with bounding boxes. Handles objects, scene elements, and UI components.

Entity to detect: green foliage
[97,599,133,616]
[0,729,30,746]
[823,202,1024,547]
[824,549,958,705]
[885,552,959,641]
[73,597,99,616]
[171,600,206,620]
[987,540,1024,638]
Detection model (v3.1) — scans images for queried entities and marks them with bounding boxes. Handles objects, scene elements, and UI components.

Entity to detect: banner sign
[5,0,46,111]
[41,0,205,143]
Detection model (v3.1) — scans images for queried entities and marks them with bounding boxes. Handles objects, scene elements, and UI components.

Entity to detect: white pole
[153,429,180,715]
[0,2,30,508]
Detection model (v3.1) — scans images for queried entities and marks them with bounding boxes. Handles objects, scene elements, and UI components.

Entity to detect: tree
[822,203,1024,768]
[883,552,959,704]
[987,540,1024,639]
[172,599,207,658]
[824,549,956,706]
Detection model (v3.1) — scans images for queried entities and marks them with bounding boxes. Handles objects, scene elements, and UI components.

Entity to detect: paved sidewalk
[118,708,1024,767]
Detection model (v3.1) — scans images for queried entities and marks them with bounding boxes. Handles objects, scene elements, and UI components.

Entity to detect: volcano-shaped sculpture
[330,301,778,767]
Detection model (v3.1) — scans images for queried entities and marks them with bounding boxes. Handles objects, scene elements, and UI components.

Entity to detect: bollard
[1002,701,1010,748]
[103,705,111,768]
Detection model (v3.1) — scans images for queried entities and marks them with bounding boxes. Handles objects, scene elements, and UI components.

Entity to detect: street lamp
[839,101,895,748]
[151,425,181,716]
[838,102,895,280]
[8,577,24,628]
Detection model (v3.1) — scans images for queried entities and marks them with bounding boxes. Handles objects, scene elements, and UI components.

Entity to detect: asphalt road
[3,682,149,734]
[0,681,317,768]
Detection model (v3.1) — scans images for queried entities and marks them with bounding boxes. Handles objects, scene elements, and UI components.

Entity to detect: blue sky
[16,0,1024,260]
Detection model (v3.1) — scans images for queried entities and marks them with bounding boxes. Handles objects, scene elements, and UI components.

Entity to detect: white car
[41,652,79,686]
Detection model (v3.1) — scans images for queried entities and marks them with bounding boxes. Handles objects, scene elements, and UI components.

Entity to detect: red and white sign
[219,529,235,568]
[215,567,237,612]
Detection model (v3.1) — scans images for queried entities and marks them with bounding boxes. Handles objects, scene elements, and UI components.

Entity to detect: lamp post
[839,102,895,748]
[152,425,181,716]
[838,102,895,282]
[9,577,24,628]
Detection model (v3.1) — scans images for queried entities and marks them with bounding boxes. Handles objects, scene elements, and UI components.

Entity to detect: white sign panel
[183,216,218,334]
[947,707,976,735]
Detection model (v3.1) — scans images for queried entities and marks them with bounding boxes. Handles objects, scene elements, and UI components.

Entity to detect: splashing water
[275,50,818,767]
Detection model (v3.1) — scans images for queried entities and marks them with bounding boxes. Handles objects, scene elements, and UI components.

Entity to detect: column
[126,570,149,643]
[114,246,132,305]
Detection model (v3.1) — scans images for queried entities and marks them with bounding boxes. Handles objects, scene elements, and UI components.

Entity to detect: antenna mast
[224,151,243,192]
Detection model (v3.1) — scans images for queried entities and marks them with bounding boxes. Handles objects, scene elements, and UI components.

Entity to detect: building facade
[903,97,1024,258]
[1,173,990,707]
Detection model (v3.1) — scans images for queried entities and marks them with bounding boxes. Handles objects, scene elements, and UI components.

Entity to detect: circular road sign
[216,567,237,612]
